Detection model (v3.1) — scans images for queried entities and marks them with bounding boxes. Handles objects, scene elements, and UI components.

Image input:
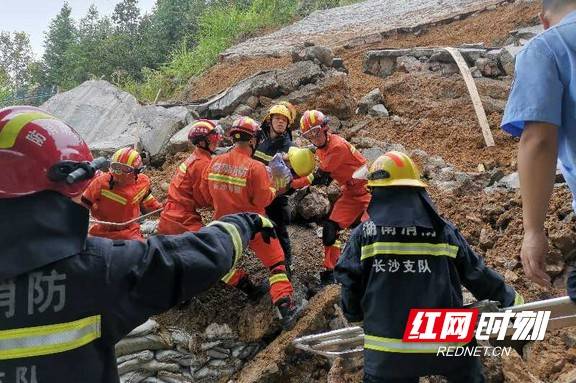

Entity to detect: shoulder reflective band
[361,242,459,261]
[133,188,149,204]
[101,189,128,205]
[207,173,247,187]
[0,315,101,360]
[364,335,466,354]
[254,151,273,162]
[208,220,244,283]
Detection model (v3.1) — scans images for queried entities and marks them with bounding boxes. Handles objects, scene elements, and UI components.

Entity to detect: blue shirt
[501,11,576,208]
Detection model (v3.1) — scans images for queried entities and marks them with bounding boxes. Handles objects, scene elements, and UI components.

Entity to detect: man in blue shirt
[501,0,576,296]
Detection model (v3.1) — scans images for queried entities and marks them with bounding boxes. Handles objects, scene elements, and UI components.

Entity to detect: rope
[89,208,163,226]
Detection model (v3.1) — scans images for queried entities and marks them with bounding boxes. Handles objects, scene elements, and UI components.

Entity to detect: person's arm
[99,213,271,343]
[501,40,563,288]
[518,122,558,287]
[250,163,276,209]
[334,228,365,322]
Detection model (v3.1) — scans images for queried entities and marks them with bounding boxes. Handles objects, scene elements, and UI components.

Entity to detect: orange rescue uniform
[202,146,293,304]
[317,133,371,269]
[82,173,162,240]
[157,148,212,234]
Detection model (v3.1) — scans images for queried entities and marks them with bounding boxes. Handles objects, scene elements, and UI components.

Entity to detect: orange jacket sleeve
[249,162,276,210]
[291,174,315,190]
[81,176,103,207]
[199,163,213,206]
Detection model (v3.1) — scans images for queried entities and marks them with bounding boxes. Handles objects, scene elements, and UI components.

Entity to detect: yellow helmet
[278,101,297,124]
[367,151,426,188]
[287,147,315,177]
[267,104,292,124]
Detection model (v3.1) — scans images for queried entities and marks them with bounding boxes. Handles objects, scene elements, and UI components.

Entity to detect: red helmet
[229,116,260,140]
[110,147,143,174]
[0,106,93,199]
[188,119,222,146]
[300,110,329,136]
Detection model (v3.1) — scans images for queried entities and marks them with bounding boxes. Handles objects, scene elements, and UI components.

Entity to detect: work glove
[311,169,332,186]
[567,262,576,302]
[248,214,278,245]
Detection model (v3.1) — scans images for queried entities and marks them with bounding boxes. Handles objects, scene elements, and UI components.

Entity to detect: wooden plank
[444,47,495,147]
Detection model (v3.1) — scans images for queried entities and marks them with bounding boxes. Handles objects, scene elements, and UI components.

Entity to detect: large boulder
[291,45,334,67]
[41,80,189,161]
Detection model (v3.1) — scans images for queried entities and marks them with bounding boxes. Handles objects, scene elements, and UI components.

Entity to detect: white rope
[89,208,163,226]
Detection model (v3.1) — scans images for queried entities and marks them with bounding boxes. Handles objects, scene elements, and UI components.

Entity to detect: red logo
[403,309,479,343]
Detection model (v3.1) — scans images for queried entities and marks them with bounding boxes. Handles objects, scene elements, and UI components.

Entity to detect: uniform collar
[233,145,253,157]
[194,147,212,159]
[0,191,89,281]
[367,187,442,229]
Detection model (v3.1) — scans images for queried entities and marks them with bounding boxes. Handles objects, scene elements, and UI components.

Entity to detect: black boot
[319,269,336,286]
[236,276,268,303]
[275,297,303,330]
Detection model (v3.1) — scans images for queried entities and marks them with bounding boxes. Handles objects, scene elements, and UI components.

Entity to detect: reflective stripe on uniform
[101,189,127,205]
[364,334,466,354]
[178,162,188,173]
[269,273,289,285]
[306,173,314,184]
[0,111,55,149]
[208,220,243,280]
[143,193,155,203]
[221,268,241,284]
[361,242,459,261]
[132,188,149,204]
[514,291,524,306]
[254,151,273,162]
[0,315,101,360]
[208,173,247,187]
[334,240,342,249]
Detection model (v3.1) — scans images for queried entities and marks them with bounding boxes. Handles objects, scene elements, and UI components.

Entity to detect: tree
[0,68,11,104]
[0,31,34,89]
[43,2,77,87]
[112,0,141,35]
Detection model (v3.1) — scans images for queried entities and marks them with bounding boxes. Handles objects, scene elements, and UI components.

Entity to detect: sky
[0,0,156,58]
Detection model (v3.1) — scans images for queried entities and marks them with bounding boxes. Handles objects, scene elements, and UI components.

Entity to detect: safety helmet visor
[301,125,325,140]
[110,162,137,174]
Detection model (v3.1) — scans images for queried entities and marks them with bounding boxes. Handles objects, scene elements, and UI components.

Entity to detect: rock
[115,335,172,357]
[557,368,576,383]
[284,83,322,104]
[436,167,456,182]
[206,347,230,359]
[357,88,383,115]
[117,350,154,365]
[361,147,385,162]
[127,320,160,338]
[369,104,389,118]
[168,124,194,154]
[193,366,220,380]
[549,227,576,256]
[140,220,158,235]
[487,169,505,186]
[499,45,524,76]
[331,57,348,73]
[510,25,544,41]
[245,95,259,109]
[297,188,331,220]
[155,350,193,366]
[469,66,482,78]
[326,182,342,205]
[200,340,222,351]
[498,172,520,189]
[170,329,192,350]
[364,50,407,78]
[475,57,502,77]
[292,45,334,67]
[562,329,576,348]
[504,270,519,283]
[204,323,235,340]
[231,344,246,358]
[481,96,506,114]
[120,370,154,383]
[238,344,259,360]
[327,115,342,132]
[501,350,541,383]
[397,55,428,73]
[42,80,189,161]
[233,104,253,116]
[276,61,323,94]
[343,121,369,140]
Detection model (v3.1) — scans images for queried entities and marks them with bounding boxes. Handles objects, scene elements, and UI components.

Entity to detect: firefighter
[254,103,315,269]
[82,146,163,240]
[299,109,371,285]
[202,116,300,328]
[0,106,276,382]
[157,120,222,235]
[335,152,523,383]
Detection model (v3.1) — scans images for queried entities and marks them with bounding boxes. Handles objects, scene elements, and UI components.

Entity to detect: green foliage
[32,0,360,101]
[0,69,11,102]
